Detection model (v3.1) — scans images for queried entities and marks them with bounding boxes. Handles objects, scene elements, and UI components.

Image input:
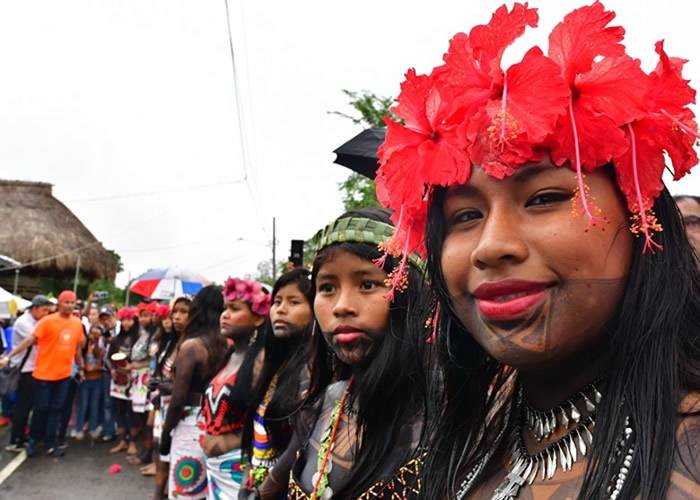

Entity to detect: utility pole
[73,254,81,294]
[272,217,277,281]
[125,272,132,306]
[13,268,20,295]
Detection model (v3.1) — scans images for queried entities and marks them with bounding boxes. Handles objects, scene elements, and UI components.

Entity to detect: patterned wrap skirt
[205,447,243,500]
[169,408,207,499]
[130,366,150,413]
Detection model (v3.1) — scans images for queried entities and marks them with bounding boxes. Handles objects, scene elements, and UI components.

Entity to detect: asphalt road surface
[0,426,152,499]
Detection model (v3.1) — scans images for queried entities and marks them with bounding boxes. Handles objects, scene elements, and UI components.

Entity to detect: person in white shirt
[5,295,52,452]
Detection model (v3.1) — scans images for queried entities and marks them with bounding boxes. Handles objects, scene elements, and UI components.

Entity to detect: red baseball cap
[58,290,77,302]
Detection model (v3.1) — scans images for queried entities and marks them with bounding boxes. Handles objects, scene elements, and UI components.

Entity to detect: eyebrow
[316,267,383,281]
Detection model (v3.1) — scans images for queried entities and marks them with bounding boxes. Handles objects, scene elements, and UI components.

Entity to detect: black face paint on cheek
[447,277,628,367]
[320,328,385,366]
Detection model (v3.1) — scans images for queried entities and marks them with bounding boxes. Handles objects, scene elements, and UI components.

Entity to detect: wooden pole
[73,254,81,294]
[272,217,277,281]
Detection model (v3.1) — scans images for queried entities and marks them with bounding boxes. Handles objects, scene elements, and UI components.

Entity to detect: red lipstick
[332,325,367,344]
[473,279,549,321]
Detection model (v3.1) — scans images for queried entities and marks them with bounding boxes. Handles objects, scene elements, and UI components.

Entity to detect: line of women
[150,2,700,498]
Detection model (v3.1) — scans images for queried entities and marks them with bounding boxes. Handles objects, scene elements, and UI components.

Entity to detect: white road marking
[0,450,27,486]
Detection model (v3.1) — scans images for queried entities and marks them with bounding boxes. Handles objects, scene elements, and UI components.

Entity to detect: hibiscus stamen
[500,71,508,145]
[626,123,663,254]
[426,302,441,344]
[568,97,606,229]
[659,108,700,140]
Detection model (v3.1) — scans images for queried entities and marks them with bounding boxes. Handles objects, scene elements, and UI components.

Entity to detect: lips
[332,325,368,344]
[473,279,550,321]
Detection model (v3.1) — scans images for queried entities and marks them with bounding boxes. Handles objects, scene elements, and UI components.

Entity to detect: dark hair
[419,187,700,499]
[108,315,140,359]
[309,207,429,497]
[180,285,227,381]
[241,269,332,461]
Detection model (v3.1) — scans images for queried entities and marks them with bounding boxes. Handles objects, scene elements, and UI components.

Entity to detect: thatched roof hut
[0,180,118,295]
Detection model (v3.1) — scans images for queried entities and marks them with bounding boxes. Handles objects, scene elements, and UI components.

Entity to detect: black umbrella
[333,127,386,179]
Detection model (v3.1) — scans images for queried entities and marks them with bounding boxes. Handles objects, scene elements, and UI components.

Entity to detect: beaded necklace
[311,378,354,500]
[246,371,281,488]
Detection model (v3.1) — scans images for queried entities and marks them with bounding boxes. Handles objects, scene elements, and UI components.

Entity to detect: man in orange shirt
[0,290,86,457]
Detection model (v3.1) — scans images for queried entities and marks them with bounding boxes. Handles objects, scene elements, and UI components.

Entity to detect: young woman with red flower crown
[281,208,429,499]
[238,268,333,499]
[374,3,700,499]
[199,277,271,498]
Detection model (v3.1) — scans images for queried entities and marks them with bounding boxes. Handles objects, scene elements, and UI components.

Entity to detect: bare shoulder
[178,338,206,357]
[668,392,700,499]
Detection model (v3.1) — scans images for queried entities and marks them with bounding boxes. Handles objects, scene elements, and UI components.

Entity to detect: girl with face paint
[196,277,271,498]
[284,208,429,499]
[373,3,700,499]
[239,269,333,498]
[107,308,140,454]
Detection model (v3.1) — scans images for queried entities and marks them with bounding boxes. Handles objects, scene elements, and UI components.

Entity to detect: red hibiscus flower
[613,41,699,252]
[546,2,648,227]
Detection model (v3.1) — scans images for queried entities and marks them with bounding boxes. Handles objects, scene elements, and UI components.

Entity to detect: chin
[273,328,290,338]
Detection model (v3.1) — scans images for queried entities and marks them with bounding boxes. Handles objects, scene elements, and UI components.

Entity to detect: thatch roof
[0,180,117,279]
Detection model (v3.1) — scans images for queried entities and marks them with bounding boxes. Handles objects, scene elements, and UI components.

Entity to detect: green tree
[88,278,126,307]
[332,90,395,211]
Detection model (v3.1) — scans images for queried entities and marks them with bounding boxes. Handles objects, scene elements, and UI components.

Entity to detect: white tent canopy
[0,286,32,318]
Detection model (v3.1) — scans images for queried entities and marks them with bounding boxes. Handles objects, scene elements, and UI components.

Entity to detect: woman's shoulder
[178,337,207,356]
[669,391,700,498]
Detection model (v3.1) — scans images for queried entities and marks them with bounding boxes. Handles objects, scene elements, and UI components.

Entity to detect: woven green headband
[313,217,424,271]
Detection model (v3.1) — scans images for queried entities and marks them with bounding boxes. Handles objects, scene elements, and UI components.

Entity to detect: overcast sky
[0,1,698,287]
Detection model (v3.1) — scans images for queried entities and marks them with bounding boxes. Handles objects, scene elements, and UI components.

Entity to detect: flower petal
[549,101,628,170]
[575,55,648,125]
[548,1,626,85]
[469,2,539,75]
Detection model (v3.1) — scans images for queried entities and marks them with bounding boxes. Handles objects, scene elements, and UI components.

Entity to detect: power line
[223,0,268,238]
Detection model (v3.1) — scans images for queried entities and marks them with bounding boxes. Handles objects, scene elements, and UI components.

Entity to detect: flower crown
[222,277,272,317]
[376,2,699,273]
[155,304,171,320]
[117,307,137,320]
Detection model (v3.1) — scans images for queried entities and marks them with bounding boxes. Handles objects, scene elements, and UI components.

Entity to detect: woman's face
[89,327,101,341]
[88,308,99,326]
[270,283,312,338]
[219,299,263,340]
[314,249,390,366]
[121,317,134,331]
[171,302,190,333]
[677,197,700,255]
[161,316,173,332]
[139,310,151,327]
[439,161,633,370]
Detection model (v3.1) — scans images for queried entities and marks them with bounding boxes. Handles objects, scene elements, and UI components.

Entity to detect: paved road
[0,427,152,500]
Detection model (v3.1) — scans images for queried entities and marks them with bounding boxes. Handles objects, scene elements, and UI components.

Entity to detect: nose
[471,207,529,270]
[332,287,358,319]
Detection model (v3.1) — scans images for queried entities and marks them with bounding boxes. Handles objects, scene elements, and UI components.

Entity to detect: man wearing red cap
[0,290,86,457]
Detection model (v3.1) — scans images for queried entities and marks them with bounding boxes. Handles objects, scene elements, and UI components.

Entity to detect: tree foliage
[332,90,394,211]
